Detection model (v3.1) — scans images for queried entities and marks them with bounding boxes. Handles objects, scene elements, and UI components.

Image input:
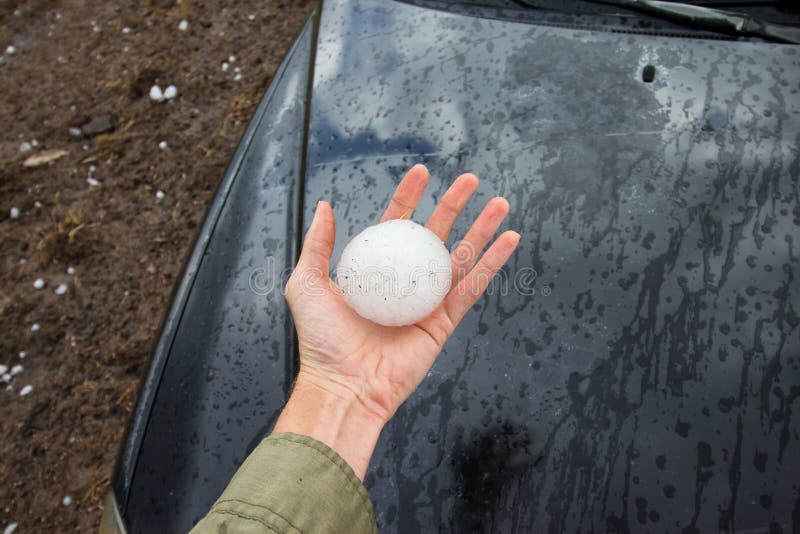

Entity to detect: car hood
[117,0,800,532]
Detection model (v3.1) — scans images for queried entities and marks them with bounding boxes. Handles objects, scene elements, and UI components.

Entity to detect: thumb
[297,200,336,273]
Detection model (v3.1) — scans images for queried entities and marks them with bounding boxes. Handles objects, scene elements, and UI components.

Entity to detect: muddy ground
[0,1,313,530]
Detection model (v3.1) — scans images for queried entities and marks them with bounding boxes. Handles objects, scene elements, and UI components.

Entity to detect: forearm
[273,370,385,480]
[192,431,378,534]
[193,370,382,533]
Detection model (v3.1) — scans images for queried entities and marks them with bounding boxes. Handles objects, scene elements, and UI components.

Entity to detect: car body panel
[118,0,800,532]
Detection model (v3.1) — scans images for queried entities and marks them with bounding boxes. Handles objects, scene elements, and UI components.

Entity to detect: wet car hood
[116,0,800,532]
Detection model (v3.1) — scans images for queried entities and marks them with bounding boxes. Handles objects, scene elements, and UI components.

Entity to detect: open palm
[283,164,519,424]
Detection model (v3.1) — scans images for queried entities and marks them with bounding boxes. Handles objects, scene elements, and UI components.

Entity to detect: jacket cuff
[195,432,377,534]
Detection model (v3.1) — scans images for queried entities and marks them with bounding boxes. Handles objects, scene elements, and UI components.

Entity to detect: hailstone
[336,219,452,327]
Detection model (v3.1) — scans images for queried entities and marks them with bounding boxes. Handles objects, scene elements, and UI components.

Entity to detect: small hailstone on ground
[156,190,165,200]
[228,55,236,63]
[6,45,16,55]
[31,323,40,332]
[0,365,7,375]
[33,278,45,289]
[34,200,43,208]
[234,73,242,81]
[87,177,100,187]
[336,219,452,326]
[164,85,178,100]
[234,66,241,74]
[10,365,23,376]
[69,126,82,137]
[31,139,39,147]
[19,385,32,396]
[158,140,168,150]
[19,141,32,152]
[178,19,188,31]
[149,85,165,102]
[67,266,75,275]
[18,351,25,359]
[248,14,255,21]
[62,495,72,506]
[54,283,68,295]
[19,258,26,264]
[10,207,19,219]
[122,26,131,34]
[1,374,11,383]
[221,61,229,72]
[4,522,18,534]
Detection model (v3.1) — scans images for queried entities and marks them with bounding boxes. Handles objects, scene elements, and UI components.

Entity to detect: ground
[0,1,313,530]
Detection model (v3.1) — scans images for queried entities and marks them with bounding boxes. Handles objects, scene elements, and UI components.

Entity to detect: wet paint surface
[307,1,800,532]
[121,0,800,532]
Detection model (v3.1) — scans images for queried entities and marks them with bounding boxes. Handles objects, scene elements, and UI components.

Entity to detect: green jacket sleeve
[190,433,377,534]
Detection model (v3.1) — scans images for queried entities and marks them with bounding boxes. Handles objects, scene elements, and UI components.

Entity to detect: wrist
[272,369,385,480]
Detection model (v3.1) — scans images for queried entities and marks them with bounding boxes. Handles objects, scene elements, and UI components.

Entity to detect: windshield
[403,0,800,35]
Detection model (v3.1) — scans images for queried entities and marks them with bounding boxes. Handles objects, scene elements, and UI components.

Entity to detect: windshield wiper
[589,0,800,43]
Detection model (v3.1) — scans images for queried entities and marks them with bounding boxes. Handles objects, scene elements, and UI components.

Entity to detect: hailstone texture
[336,219,452,327]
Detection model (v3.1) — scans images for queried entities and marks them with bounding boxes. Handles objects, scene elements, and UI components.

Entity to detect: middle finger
[425,173,479,242]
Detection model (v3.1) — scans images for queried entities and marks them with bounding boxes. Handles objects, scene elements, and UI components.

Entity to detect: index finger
[380,164,429,222]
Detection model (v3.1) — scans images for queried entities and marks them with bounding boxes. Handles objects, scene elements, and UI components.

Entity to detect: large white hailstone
[336,219,452,327]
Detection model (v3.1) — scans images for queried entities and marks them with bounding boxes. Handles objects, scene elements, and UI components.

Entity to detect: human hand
[273,164,519,478]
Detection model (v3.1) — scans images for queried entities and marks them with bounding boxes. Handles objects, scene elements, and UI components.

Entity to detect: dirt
[0,1,313,530]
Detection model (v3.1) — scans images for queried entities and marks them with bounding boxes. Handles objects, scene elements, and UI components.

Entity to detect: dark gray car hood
[117,0,800,532]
